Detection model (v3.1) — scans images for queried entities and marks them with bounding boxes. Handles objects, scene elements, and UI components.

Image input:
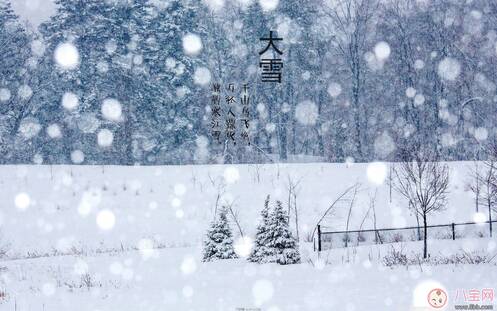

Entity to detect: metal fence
[314,220,497,251]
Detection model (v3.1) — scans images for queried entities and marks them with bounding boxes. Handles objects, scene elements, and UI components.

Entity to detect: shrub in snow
[382,245,408,267]
[202,206,237,262]
[268,201,301,265]
[383,249,491,268]
[248,195,275,263]
[249,197,300,265]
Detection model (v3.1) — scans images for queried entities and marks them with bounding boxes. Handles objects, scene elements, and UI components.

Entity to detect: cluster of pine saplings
[202,196,301,265]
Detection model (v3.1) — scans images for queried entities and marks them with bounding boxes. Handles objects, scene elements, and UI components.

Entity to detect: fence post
[452,223,455,240]
[317,225,322,252]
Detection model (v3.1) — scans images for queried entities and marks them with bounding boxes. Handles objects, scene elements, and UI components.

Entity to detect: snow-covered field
[1,238,495,311]
[0,162,495,310]
[0,162,481,255]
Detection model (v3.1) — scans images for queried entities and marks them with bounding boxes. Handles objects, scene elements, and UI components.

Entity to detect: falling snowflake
[71,150,85,164]
[327,82,342,98]
[437,57,461,81]
[182,285,194,298]
[31,39,46,57]
[97,129,114,147]
[374,41,391,60]
[195,135,210,162]
[234,236,254,258]
[374,131,395,158]
[441,132,456,147]
[18,85,33,100]
[182,33,203,56]
[105,40,117,55]
[414,94,425,106]
[366,162,388,186]
[47,124,62,139]
[33,154,43,164]
[77,114,101,134]
[202,0,225,11]
[414,59,425,70]
[54,42,80,70]
[174,184,187,196]
[176,209,185,219]
[473,212,487,223]
[78,189,101,216]
[406,87,416,98]
[96,209,116,230]
[101,98,123,122]
[133,55,143,66]
[42,282,56,296]
[15,192,31,210]
[165,57,176,69]
[109,262,123,275]
[96,61,109,73]
[19,117,41,139]
[180,256,197,275]
[295,100,318,126]
[62,92,79,111]
[0,88,11,102]
[259,0,279,11]
[138,238,156,260]
[345,157,355,167]
[265,123,276,133]
[224,166,240,184]
[474,127,488,141]
[193,67,212,86]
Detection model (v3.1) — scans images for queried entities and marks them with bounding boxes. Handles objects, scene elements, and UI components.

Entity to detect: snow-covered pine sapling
[268,201,301,265]
[202,206,237,262]
[248,195,275,263]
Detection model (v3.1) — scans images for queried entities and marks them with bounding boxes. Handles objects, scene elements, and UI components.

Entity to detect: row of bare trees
[466,144,497,237]
[393,143,497,258]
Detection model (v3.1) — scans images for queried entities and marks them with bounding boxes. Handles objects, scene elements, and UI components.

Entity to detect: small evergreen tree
[202,206,237,262]
[248,195,275,263]
[267,201,301,265]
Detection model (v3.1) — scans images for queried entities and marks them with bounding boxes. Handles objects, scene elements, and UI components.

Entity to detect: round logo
[427,288,448,308]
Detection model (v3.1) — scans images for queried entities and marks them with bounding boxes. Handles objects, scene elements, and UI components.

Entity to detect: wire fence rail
[314,220,497,252]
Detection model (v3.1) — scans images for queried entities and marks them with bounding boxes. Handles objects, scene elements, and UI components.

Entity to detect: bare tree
[225,201,244,237]
[323,0,378,158]
[287,174,303,241]
[467,142,497,238]
[356,190,375,246]
[344,185,359,248]
[393,159,450,258]
[370,190,383,245]
[466,161,481,213]
[312,183,360,239]
[482,160,495,238]
[482,143,497,237]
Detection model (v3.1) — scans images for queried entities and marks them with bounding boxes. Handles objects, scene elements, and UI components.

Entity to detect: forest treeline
[1,0,496,165]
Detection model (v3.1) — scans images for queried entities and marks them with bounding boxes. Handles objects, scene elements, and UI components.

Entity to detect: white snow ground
[0,162,495,310]
[1,239,495,311]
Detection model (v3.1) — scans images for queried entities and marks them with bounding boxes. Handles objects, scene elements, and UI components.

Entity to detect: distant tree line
[1,0,497,165]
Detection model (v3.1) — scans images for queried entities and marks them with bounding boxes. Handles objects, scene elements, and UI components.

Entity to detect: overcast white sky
[11,0,56,26]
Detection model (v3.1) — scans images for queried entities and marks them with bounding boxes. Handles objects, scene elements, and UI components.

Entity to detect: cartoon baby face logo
[427,288,448,308]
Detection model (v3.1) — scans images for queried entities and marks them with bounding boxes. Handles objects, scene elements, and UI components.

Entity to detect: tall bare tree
[323,0,378,159]
[393,157,450,258]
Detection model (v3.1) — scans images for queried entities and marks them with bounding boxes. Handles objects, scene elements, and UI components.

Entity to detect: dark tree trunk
[423,213,428,259]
